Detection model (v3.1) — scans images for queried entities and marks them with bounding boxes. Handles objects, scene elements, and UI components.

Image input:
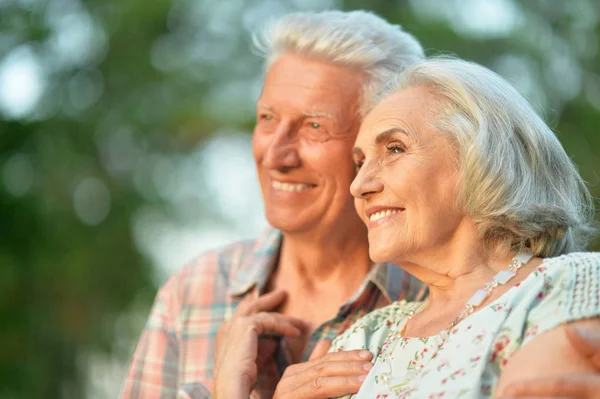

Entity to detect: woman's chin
[369,246,397,265]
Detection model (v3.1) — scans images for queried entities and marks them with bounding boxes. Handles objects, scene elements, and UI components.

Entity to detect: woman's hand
[273,340,373,399]
[213,290,307,399]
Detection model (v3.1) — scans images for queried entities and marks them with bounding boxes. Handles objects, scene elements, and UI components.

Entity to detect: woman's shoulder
[514,251,600,345]
[524,251,600,288]
[543,251,600,267]
[533,251,600,289]
[525,251,600,301]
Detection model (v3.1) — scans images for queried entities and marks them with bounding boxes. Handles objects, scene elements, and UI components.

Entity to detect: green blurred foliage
[0,0,599,398]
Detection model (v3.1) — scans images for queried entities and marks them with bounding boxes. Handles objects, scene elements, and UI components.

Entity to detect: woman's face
[350,86,466,264]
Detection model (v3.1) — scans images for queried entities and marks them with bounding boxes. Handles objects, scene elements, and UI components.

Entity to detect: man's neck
[264,223,373,363]
[278,224,372,284]
[266,224,373,323]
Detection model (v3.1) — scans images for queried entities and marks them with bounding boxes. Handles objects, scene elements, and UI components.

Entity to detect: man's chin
[265,211,314,233]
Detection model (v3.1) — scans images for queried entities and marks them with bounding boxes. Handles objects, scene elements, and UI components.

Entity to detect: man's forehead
[264,53,362,87]
[258,54,364,116]
[256,101,338,119]
[258,79,352,99]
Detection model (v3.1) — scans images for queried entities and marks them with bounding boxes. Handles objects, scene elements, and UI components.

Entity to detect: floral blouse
[331,252,600,399]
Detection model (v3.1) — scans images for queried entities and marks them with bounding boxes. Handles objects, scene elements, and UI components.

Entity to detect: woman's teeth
[369,209,400,222]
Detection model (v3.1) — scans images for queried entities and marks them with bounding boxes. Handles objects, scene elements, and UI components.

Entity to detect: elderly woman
[336,56,600,398]
[213,57,600,399]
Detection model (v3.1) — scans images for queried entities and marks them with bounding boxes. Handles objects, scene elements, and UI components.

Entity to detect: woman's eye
[310,122,321,129]
[387,145,404,154]
[354,160,364,170]
[260,114,273,121]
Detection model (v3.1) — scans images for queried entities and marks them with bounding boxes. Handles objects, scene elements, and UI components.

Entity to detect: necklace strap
[445,252,534,335]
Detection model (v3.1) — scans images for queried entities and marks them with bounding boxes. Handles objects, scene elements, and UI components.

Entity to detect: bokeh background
[1,0,599,397]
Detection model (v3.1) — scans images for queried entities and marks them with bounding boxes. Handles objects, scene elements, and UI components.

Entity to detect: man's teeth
[369,209,400,222]
[272,180,312,192]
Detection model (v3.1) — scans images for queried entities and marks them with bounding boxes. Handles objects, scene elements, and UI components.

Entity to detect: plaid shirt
[122,228,425,399]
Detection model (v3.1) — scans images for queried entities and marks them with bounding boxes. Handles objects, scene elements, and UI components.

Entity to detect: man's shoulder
[131,239,268,392]
[179,238,259,280]
[162,238,260,298]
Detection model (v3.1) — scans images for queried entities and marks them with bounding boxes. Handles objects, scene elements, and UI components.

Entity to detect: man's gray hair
[252,10,425,104]
[371,56,596,257]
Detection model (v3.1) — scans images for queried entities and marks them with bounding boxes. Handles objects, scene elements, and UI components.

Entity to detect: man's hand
[273,340,372,399]
[213,290,307,398]
[215,289,290,364]
[501,326,600,398]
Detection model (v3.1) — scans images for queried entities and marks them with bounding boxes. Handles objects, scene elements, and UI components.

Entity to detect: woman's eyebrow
[375,127,409,145]
[353,127,409,156]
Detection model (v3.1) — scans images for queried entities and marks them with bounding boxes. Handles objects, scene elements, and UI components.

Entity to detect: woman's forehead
[359,88,432,135]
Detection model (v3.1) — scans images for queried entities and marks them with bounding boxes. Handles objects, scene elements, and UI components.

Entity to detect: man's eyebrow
[302,111,334,119]
[257,102,274,111]
[256,104,333,120]
[375,127,409,145]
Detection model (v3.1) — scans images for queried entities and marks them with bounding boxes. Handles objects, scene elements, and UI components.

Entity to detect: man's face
[252,53,364,234]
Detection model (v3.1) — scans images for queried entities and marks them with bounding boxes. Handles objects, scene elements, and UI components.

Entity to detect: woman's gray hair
[371,56,596,257]
[252,10,424,103]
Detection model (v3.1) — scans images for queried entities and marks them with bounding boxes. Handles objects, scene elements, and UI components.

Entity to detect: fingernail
[358,374,368,382]
[362,362,373,371]
[359,350,372,359]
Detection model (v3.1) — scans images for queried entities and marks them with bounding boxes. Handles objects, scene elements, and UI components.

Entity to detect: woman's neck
[398,242,541,337]
[404,248,514,304]
[392,219,514,304]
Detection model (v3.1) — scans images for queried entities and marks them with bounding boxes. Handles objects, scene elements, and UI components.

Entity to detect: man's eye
[310,122,321,129]
[354,160,364,170]
[260,114,273,121]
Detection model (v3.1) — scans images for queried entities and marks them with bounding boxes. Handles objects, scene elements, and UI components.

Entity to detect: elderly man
[122,10,425,399]
[123,9,600,399]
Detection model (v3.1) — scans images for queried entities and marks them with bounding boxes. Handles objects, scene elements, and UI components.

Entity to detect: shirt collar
[340,261,407,310]
[227,227,408,303]
[371,262,407,303]
[228,227,282,297]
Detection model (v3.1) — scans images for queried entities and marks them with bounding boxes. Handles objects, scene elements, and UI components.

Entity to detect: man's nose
[350,161,384,199]
[263,124,301,172]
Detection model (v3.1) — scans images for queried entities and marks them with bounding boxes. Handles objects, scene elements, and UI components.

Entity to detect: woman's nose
[350,161,384,199]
